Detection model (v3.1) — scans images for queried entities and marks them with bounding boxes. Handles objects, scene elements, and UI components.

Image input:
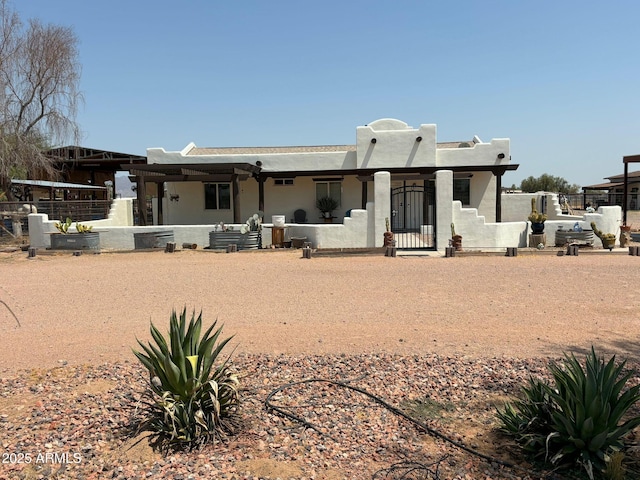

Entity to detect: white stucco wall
[355,119,437,169]
[449,197,622,251]
[163,175,366,227]
[148,119,509,177]
[28,198,134,248]
[436,138,510,167]
[27,175,389,251]
[469,171,496,221]
[148,144,357,174]
[27,186,624,252]
[451,202,528,250]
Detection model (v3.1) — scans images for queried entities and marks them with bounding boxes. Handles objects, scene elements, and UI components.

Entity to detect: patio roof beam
[259,164,519,178]
[142,174,250,182]
[129,169,165,177]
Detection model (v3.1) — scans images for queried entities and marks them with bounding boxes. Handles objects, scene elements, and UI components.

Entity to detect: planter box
[50,232,100,251]
[555,229,594,247]
[209,231,260,250]
[134,231,174,249]
[290,236,308,249]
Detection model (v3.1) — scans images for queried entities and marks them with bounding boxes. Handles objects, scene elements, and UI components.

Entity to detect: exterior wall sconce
[416,136,422,142]
[170,194,180,202]
[497,153,505,159]
[370,138,377,144]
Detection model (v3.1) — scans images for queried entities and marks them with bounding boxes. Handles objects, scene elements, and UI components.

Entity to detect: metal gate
[391,182,436,250]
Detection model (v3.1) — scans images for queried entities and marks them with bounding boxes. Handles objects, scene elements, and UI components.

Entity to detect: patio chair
[293,209,307,223]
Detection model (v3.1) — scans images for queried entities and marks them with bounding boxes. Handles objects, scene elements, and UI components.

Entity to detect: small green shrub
[133,308,240,450]
[497,347,640,479]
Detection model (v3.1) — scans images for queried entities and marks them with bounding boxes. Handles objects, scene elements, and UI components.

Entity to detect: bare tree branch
[0,0,83,198]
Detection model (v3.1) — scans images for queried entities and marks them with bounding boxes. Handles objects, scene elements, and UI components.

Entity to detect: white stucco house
[122,118,516,251]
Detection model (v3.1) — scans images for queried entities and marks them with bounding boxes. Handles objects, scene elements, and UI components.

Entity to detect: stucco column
[373,171,391,247]
[27,213,49,248]
[435,170,453,252]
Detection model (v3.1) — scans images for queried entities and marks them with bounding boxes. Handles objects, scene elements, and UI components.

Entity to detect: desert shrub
[497,347,640,479]
[133,308,240,450]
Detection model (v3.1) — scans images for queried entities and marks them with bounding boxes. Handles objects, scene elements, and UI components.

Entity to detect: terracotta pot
[383,231,394,247]
[451,234,463,251]
[620,225,631,247]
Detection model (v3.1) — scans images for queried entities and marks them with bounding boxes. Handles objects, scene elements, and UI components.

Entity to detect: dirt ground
[1,247,639,374]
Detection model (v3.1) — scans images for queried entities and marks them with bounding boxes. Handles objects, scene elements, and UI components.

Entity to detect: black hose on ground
[0,299,20,327]
[265,378,572,480]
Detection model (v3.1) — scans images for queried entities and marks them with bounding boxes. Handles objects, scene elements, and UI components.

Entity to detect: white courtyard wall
[28,190,624,252]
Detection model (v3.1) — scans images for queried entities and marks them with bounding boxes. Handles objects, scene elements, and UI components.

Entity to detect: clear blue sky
[14,0,640,188]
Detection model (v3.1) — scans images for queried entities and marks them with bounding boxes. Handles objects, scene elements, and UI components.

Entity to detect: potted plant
[528,198,547,234]
[620,224,632,248]
[50,217,101,250]
[383,217,394,247]
[450,223,462,251]
[209,213,262,250]
[591,221,616,250]
[316,196,339,222]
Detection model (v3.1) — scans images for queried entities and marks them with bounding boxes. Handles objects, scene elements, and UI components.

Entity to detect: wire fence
[561,193,640,211]
[0,200,112,236]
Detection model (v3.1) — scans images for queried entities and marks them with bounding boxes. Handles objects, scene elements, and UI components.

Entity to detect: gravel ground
[0,354,562,480]
[1,247,640,479]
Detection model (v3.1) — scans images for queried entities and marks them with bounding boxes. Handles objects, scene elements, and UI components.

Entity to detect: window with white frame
[315,179,342,206]
[274,178,294,186]
[204,183,231,210]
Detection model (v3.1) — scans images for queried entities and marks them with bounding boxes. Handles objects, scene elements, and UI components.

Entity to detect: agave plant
[133,308,240,449]
[316,196,339,215]
[545,348,640,477]
[496,377,554,454]
[497,347,640,479]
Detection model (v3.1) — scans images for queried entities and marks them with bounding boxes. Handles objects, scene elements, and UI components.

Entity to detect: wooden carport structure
[45,146,146,200]
[623,154,640,225]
